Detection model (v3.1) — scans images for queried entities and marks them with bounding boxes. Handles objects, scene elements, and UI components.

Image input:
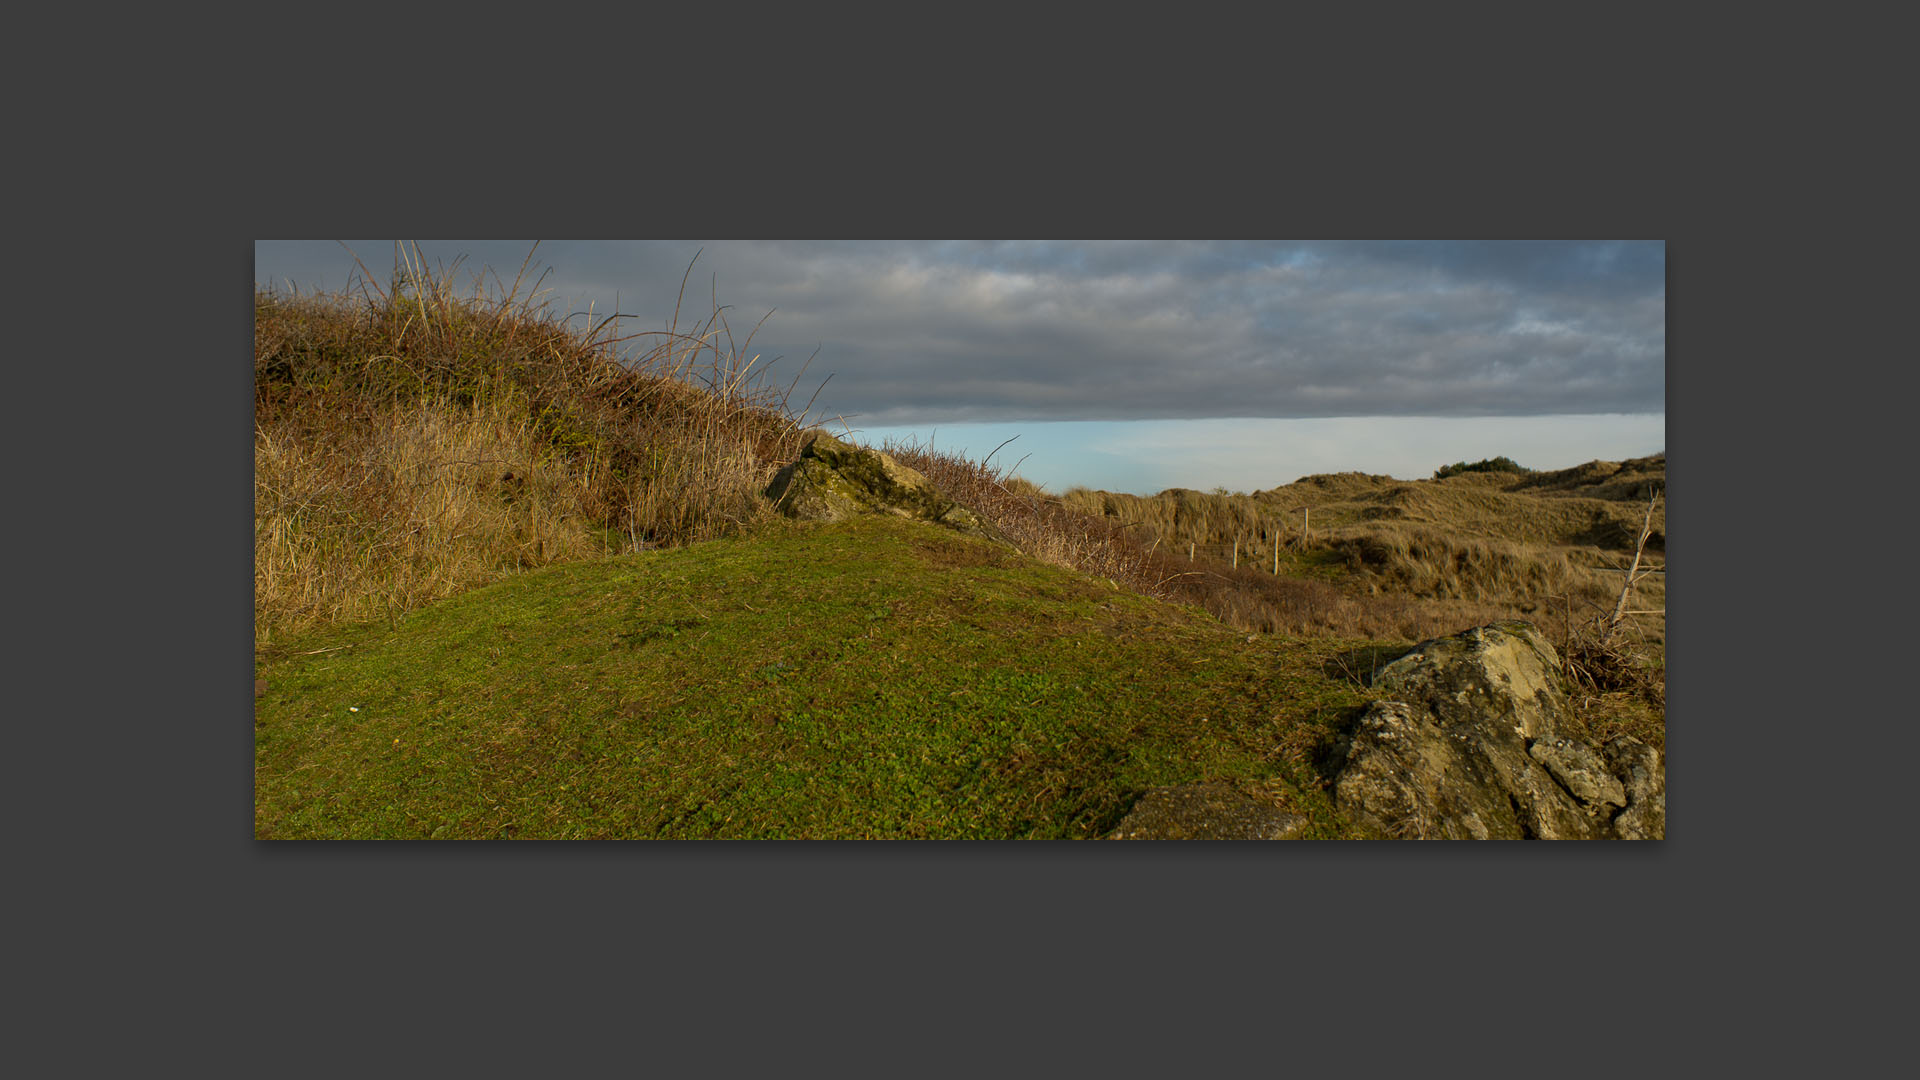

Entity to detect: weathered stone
[1529,738,1627,817]
[1369,620,1568,742]
[1107,782,1307,839]
[1334,620,1661,839]
[1602,735,1666,840]
[764,434,1003,541]
[1332,701,1530,839]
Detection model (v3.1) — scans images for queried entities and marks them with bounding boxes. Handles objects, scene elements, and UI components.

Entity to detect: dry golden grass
[1067,468,1663,556]
[255,392,610,646]
[1050,456,1668,745]
[1059,461,1661,610]
[255,244,815,651]
[879,436,1167,591]
[877,438,1606,644]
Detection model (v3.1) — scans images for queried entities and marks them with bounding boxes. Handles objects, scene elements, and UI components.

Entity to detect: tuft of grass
[256,515,1385,839]
[255,391,612,643]
[877,434,1169,596]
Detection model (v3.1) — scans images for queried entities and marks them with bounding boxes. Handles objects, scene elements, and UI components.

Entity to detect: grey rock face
[1602,735,1666,840]
[1368,621,1567,742]
[1332,700,1533,839]
[764,434,1005,541]
[1333,620,1664,839]
[1529,738,1627,817]
[1107,782,1308,839]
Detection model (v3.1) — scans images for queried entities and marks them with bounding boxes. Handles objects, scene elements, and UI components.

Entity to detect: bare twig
[981,435,1020,471]
[1601,487,1662,645]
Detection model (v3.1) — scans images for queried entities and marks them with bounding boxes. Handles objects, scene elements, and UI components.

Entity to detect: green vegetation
[256,515,1382,838]
[1433,455,1533,480]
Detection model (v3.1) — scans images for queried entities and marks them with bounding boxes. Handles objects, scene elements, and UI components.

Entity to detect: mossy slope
[256,515,1383,839]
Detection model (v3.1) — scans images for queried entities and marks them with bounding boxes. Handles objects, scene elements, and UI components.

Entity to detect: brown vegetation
[1041,456,1667,746]
[256,243,816,649]
[1049,459,1664,640]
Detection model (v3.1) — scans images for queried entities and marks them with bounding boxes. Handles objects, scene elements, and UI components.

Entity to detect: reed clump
[879,435,1166,593]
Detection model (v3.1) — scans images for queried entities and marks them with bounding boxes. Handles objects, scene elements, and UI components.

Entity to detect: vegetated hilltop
[1055,454,1664,643]
[254,244,1159,655]
[255,514,1381,839]
[257,246,805,651]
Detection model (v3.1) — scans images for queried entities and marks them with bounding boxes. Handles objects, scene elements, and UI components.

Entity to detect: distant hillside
[1054,453,1664,648]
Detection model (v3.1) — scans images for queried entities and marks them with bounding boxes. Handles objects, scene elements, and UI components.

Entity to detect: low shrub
[1432,455,1533,480]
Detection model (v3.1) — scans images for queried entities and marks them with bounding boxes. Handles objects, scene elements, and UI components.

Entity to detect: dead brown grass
[879,437,1564,642]
[255,391,611,642]
[1050,455,1668,744]
[1055,461,1662,627]
[879,435,1166,591]
[255,243,818,650]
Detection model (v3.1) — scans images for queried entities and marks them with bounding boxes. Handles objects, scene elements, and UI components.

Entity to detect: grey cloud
[255,239,1665,425]
[1304,240,1665,300]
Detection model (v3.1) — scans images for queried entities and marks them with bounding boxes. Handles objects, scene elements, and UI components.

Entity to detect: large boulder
[765,433,1003,541]
[1332,621,1664,839]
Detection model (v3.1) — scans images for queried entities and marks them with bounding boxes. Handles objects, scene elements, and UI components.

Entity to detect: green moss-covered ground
[256,515,1390,838]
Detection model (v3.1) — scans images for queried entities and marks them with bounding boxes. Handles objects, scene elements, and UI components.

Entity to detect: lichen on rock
[764,433,1005,542]
[1368,620,1567,742]
[1331,620,1665,839]
[1601,734,1666,840]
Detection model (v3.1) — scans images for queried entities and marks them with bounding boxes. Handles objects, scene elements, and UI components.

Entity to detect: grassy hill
[255,246,1664,838]
[255,514,1385,838]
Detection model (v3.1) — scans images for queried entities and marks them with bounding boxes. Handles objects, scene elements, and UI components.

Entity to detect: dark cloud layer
[255,240,1664,425]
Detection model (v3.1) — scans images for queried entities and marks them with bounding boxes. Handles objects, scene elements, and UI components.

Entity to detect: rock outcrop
[765,433,1005,541]
[1107,782,1308,840]
[1332,621,1664,839]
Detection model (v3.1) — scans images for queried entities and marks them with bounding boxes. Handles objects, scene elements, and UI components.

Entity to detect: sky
[253,240,1665,495]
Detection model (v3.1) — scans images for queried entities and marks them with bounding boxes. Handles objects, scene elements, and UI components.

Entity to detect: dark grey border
[67,34,1811,1068]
